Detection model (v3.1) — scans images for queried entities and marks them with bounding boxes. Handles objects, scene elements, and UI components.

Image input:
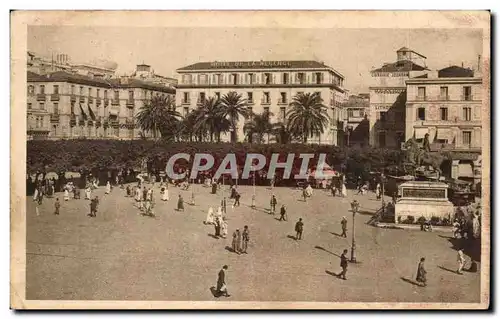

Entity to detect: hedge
[27,140,407,181]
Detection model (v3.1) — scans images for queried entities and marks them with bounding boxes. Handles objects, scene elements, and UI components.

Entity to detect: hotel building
[343,93,370,147]
[369,47,428,148]
[175,60,346,145]
[27,69,175,140]
[406,65,483,185]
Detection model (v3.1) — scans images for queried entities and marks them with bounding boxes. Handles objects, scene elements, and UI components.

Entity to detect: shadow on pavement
[209,286,220,298]
[325,270,340,278]
[225,246,235,253]
[287,235,297,240]
[400,276,422,287]
[330,232,344,237]
[314,245,341,258]
[438,265,458,274]
[438,235,481,262]
[208,234,219,239]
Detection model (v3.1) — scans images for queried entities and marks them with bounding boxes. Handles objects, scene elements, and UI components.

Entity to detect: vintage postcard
[10,11,490,309]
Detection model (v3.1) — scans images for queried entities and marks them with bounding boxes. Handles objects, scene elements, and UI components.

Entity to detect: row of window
[28,85,169,101]
[346,109,366,118]
[376,131,474,147]
[48,126,135,139]
[182,91,319,105]
[182,72,342,86]
[416,86,474,101]
[415,107,473,121]
[27,102,134,117]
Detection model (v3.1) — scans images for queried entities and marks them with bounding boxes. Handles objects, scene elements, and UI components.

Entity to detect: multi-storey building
[175,60,346,145]
[27,71,175,140]
[28,51,117,79]
[343,93,370,147]
[369,47,428,148]
[406,65,483,185]
[130,64,177,88]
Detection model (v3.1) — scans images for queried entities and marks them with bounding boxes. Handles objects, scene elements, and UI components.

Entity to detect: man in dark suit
[216,265,230,297]
[339,249,348,280]
[295,218,304,240]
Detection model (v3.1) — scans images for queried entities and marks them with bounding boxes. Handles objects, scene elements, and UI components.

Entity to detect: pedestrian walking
[270,194,277,214]
[341,216,348,237]
[302,188,307,202]
[54,198,60,215]
[375,183,381,200]
[214,216,221,237]
[279,204,287,221]
[89,196,99,217]
[177,194,185,212]
[233,192,241,207]
[295,218,304,240]
[232,229,242,254]
[251,194,256,209]
[457,249,466,274]
[242,225,250,254]
[338,249,348,280]
[216,265,230,297]
[416,257,427,287]
[105,181,111,194]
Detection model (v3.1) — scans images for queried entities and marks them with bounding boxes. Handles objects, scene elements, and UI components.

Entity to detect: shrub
[440,217,452,226]
[406,215,415,224]
[430,216,441,225]
[397,216,402,224]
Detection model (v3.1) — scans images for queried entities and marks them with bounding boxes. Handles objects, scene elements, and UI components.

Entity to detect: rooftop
[410,65,476,79]
[177,60,339,72]
[372,60,428,73]
[27,71,175,94]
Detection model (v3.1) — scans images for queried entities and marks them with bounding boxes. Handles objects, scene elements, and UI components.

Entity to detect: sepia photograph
[10,10,490,309]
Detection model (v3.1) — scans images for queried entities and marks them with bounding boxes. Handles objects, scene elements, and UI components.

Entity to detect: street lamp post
[381,172,386,215]
[350,199,360,263]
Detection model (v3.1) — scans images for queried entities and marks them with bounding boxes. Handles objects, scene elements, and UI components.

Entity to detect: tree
[219,91,248,142]
[243,110,273,143]
[135,95,181,140]
[177,111,198,142]
[271,122,293,144]
[194,96,230,142]
[286,92,329,143]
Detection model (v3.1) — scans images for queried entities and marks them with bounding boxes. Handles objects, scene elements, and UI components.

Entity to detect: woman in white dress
[85,187,92,200]
[205,207,215,224]
[221,218,228,238]
[105,181,111,194]
[33,187,39,202]
[341,183,348,197]
[63,188,70,201]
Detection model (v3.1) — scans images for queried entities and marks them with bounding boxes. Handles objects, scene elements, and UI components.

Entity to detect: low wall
[395,199,454,222]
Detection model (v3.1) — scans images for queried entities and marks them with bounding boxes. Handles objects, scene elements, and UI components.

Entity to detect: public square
[26,183,481,302]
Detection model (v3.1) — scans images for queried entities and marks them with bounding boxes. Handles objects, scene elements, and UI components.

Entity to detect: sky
[28,26,483,94]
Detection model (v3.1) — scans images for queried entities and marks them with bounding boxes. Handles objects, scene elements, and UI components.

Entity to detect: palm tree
[271,121,293,144]
[177,111,198,142]
[286,92,329,143]
[194,96,230,142]
[243,110,273,143]
[135,95,181,140]
[219,91,248,142]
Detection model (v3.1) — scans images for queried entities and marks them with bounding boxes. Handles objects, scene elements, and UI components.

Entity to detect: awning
[436,128,452,141]
[414,128,428,139]
[79,104,88,120]
[87,105,96,120]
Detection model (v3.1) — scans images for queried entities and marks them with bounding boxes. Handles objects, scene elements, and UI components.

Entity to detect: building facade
[369,47,428,148]
[175,60,346,145]
[27,71,175,140]
[406,66,483,184]
[130,64,178,88]
[343,93,370,147]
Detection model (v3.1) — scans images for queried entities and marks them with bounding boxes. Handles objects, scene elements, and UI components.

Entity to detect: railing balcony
[111,99,120,105]
[70,94,77,102]
[181,100,191,105]
[196,99,206,106]
[96,98,102,105]
[36,94,46,101]
[261,99,271,105]
[70,114,77,126]
[95,117,102,127]
[461,94,473,101]
[416,95,427,101]
[278,99,288,105]
[126,99,135,107]
[78,119,85,126]
[79,96,85,103]
[104,98,109,106]
[50,114,60,122]
[50,94,60,101]
[88,97,94,104]
[438,95,450,101]
[247,99,254,105]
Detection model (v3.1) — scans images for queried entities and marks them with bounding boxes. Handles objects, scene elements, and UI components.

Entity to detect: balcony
[103,118,109,127]
[70,114,77,126]
[126,99,135,108]
[70,95,77,102]
[111,99,120,105]
[247,99,254,105]
[461,94,473,101]
[96,98,101,106]
[36,94,46,101]
[126,118,135,128]
[87,120,93,126]
[79,96,85,103]
[104,98,109,106]
[438,95,450,101]
[78,119,85,126]
[181,100,191,105]
[261,99,271,105]
[196,99,206,106]
[95,117,102,127]
[416,95,427,101]
[278,99,288,105]
[50,94,60,101]
[88,97,94,104]
[110,119,120,127]
[50,114,60,122]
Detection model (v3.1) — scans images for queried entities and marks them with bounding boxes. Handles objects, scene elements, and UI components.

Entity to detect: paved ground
[26,183,481,302]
